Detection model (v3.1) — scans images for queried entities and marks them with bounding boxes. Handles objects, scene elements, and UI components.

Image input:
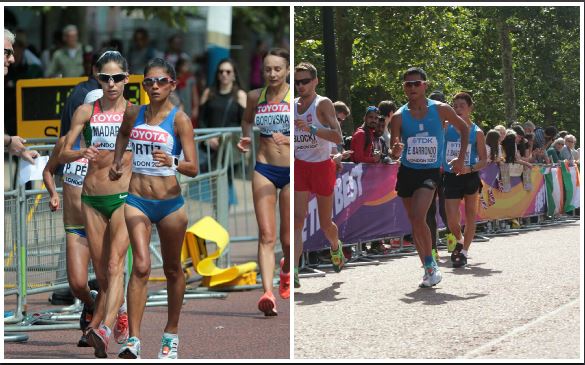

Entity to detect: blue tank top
[443,122,479,173]
[129,105,182,177]
[399,98,444,169]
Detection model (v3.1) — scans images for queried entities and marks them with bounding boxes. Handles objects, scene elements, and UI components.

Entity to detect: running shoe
[118,336,141,359]
[419,265,443,288]
[452,252,468,268]
[114,309,129,344]
[87,323,110,358]
[451,243,464,264]
[158,333,179,359]
[80,289,98,332]
[446,233,457,253]
[77,332,90,347]
[257,291,278,316]
[330,241,346,273]
[279,257,290,299]
[294,267,300,289]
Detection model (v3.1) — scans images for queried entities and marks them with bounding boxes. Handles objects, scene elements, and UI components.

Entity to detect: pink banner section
[302,163,548,253]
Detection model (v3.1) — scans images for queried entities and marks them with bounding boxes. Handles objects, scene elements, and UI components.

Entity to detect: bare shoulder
[316,95,333,110]
[247,88,262,105]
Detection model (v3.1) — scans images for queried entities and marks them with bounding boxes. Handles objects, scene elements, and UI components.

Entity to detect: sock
[163,332,178,339]
[119,302,127,314]
[424,256,434,268]
[461,249,468,257]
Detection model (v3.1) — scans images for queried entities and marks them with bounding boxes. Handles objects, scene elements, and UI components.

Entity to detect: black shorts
[396,165,441,198]
[443,171,483,199]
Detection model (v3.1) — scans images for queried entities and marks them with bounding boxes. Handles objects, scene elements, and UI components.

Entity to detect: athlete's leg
[463,192,480,251]
[293,190,310,269]
[82,203,110,329]
[252,171,278,294]
[445,198,463,242]
[65,233,93,305]
[427,192,438,251]
[316,193,339,251]
[401,197,423,264]
[124,204,152,340]
[279,184,290,273]
[157,206,188,334]
[102,206,130,329]
[409,187,436,259]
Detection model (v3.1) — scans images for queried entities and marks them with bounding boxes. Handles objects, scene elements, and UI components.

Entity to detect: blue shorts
[255,162,290,189]
[125,194,185,223]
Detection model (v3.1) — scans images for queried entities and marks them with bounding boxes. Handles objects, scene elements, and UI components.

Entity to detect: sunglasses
[403,80,425,88]
[4,48,15,58]
[219,69,232,75]
[97,73,127,83]
[294,78,313,86]
[142,76,175,88]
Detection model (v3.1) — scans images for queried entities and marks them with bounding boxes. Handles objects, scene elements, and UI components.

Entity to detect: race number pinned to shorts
[406,136,438,164]
[445,141,471,165]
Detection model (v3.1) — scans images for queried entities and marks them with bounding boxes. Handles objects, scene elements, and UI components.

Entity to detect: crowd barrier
[4,127,270,337]
[300,161,580,272]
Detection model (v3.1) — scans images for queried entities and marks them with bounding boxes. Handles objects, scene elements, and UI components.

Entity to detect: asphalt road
[294,220,582,360]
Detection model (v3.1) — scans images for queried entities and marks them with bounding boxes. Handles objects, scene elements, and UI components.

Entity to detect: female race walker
[443,92,487,268]
[60,50,132,358]
[43,134,96,348]
[111,58,197,359]
[237,48,291,316]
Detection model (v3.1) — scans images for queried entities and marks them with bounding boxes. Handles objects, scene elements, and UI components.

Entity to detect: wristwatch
[171,156,179,171]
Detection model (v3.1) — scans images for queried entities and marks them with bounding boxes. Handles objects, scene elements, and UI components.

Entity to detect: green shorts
[81,193,128,219]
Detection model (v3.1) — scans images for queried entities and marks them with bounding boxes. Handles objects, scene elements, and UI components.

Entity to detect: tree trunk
[335,6,354,137]
[496,15,517,127]
[322,7,338,102]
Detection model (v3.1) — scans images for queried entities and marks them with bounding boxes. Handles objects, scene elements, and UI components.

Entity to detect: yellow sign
[16,75,148,139]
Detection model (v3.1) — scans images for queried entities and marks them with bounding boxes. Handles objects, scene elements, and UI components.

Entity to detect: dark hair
[96,50,128,73]
[485,129,500,162]
[403,67,427,81]
[511,124,525,137]
[453,91,473,106]
[264,47,289,66]
[429,90,446,103]
[144,57,176,80]
[175,57,190,74]
[295,61,317,79]
[134,27,148,39]
[544,126,558,138]
[378,100,397,117]
[210,58,242,99]
[502,132,517,163]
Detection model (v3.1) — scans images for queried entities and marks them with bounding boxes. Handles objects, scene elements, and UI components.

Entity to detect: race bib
[63,158,89,177]
[445,141,471,165]
[406,136,438,164]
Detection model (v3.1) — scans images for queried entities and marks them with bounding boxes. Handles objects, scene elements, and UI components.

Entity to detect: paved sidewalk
[294,221,582,360]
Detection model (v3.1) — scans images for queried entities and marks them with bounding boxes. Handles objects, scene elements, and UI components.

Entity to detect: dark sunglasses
[219,69,232,75]
[294,78,313,86]
[97,73,127,83]
[142,76,175,87]
[4,48,15,57]
[403,80,425,88]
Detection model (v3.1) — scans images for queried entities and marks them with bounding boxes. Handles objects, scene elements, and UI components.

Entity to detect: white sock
[163,332,179,339]
[119,302,127,314]
[461,249,468,257]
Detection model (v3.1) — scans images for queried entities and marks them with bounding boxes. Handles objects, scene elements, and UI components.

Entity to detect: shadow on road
[181,309,282,320]
[294,281,346,306]
[4,348,89,359]
[443,262,503,278]
[400,289,488,306]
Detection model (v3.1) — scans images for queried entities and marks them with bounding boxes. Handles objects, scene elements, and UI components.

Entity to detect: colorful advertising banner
[302,163,554,253]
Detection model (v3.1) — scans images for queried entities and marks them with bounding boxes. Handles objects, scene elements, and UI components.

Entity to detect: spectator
[350,106,381,163]
[373,116,391,163]
[543,126,558,150]
[45,24,90,78]
[175,57,200,128]
[502,130,532,168]
[333,100,352,154]
[494,124,506,143]
[378,100,397,149]
[546,138,565,163]
[560,134,577,165]
[511,124,531,161]
[41,30,63,71]
[485,129,502,163]
[164,33,189,69]
[127,28,162,75]
[557,130,568,139]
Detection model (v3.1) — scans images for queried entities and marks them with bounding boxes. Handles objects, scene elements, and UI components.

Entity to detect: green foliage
[295,6,580,140]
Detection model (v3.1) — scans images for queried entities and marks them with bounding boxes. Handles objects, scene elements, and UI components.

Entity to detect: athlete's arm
[313,98,342,144]
[236,89,248,109]
[237,90,261,153]
[389,112,404,159]
[469,130,488,173]
[43,136,65,211]
[109,104,138,181]
[439,104,469,174]
[59,104,94,164]
[174,110,198,177]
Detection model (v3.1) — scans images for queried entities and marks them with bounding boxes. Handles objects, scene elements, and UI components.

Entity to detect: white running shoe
[118,336,141,359]
[419,266,442,288]
[158,333,179,359]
